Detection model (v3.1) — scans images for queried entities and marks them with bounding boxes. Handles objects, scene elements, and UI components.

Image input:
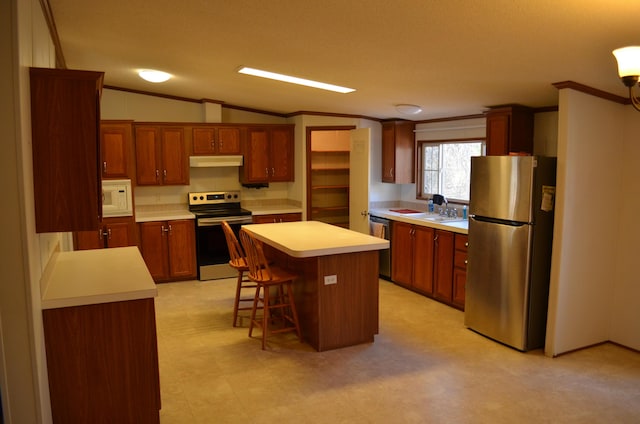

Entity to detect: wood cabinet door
[486,112,510,156]
[101,122,132,178]
[433,230,454,302]
[452,268,466,309]
[135,126,161,185]
[217,126,242,154]
[391,221,414,286]
[167,219,196,279]
[74,229,105,250]
[30,68,103,233]
[160,127,188,185]
[104,219,136,248]
[269,126,294,182]
[412,225,435,294]
[192,128,216,155]
[139,221,169,281]
[381,123,395,182]
[243,128,270,183]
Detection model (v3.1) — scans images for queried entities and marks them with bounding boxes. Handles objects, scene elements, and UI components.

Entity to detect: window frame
[416,137,485,203]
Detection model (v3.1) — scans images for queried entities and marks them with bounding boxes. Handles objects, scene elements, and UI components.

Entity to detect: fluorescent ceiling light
[238,67,355,93]
[138,69,172,83]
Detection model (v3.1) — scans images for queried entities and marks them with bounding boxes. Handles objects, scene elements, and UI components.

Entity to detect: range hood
[189,155,243,168]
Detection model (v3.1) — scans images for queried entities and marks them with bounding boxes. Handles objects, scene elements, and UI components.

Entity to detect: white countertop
[243,221,389,258]
[135,204,195,222]
[41,246,157,309]
[243,204,303,215]
[369,208,469,234]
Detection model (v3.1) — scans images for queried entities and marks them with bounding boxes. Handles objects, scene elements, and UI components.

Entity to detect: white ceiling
[49,0,640,120]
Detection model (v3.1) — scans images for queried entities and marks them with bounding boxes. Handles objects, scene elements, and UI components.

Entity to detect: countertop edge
[369,209,468,234]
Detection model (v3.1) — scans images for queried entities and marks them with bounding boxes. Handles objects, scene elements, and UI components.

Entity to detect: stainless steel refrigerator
[465,156,557,351]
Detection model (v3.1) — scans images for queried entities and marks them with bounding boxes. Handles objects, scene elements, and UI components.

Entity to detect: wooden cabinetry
[101,120,135,180]
[135,125,189,185]
[252,213,302,224]
[391,221,466,309]
[240,125,295,184]
[29,67,104,233]
[391,221,435,295]
[381,120,415,183]
[485,105,534,156]
[433,230,455,304]
[43,298,161,423]
[192,125,242,155]
[452,234,468,309]
[139,219,196,282]
[73,217,137,250]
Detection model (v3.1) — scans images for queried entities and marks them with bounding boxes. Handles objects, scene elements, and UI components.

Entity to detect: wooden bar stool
[222,221,257,327]
[239,229,301,350]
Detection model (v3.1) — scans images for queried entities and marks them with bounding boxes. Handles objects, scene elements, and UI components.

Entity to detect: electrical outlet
[324,275,337,285]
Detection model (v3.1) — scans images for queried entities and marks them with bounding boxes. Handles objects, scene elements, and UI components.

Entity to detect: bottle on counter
[463,205,468,219]
[428,199,434,213]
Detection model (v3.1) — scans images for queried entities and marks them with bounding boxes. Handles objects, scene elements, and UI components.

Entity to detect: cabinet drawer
[454,250,468,269]
[455,234,468,251]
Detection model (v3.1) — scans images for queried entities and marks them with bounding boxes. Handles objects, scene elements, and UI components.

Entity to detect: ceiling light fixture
[138,69,172,83]
[612,46,640,111]
[395,104,422,115]
[237,66,355,94]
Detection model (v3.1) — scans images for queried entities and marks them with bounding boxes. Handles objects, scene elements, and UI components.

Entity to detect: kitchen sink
[420,215,467,223]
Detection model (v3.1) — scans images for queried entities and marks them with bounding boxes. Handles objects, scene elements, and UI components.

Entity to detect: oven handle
[197,216,253,226]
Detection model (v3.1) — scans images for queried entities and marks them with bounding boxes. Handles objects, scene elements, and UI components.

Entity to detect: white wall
[545,88,639,355]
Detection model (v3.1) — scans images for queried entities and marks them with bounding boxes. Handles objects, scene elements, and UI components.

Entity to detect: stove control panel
[188,190,241,206]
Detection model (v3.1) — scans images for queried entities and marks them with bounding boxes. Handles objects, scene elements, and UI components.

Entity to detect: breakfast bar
[242,221,389,351]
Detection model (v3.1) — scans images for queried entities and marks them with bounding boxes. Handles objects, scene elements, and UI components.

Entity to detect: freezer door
[465,217,532,350]
[469,156,535,223]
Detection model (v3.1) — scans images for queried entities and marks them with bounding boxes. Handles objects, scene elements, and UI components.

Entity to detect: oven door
[195,215,253,281]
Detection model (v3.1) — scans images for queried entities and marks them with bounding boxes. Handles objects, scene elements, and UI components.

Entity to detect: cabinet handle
[465,242,469,247]
[434,234,439,242]
[155,169,160,181]
[211,140,216,149]
[464,260,468,265]
[265,168,269,177]
[168,224,173,234]
[161,225,169,234]
[103,161,107,173]
[163,169,167,177]
[360,210,368,216]
[390,168,394,178]
[98,229,104,240]
[272,167,275,176]
[107,228,112,239]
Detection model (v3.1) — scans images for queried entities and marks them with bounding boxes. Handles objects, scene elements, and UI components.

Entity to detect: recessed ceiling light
[138,69,172,83]
[238,66,355,94]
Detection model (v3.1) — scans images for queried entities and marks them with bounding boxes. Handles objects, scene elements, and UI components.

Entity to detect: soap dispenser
[428,199,434,213]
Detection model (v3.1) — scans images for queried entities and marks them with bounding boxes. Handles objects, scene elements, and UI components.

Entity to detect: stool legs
[248,282,301,350]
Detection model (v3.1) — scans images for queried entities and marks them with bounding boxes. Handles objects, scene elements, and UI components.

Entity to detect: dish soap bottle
[428,199,434,213]
[463,205,468,219]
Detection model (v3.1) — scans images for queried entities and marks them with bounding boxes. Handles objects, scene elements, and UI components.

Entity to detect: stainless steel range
[188,191,253,280]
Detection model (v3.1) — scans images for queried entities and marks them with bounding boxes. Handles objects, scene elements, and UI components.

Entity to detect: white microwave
[102,179,133,217]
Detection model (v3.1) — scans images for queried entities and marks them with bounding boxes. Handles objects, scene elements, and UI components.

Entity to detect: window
[417,139,484,202]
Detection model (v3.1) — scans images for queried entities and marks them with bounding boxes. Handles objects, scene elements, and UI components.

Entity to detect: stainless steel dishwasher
[369,215,391,279]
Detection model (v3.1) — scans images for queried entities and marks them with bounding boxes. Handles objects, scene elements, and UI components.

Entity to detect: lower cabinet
[391,221,466,310]
[452,234,468,309]
[139,219,196,282]
[391,222,435,295]
[73,216,137,250]
[252,213,302,224]
[43,298,161,423]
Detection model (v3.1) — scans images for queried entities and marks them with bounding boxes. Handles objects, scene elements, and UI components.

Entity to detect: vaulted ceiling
[49,0,640,119]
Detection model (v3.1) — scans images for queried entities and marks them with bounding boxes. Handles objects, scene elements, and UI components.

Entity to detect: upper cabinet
[381,120,415,183]
[191,125,243,155]
[485,105,533,156]
[240,125,295,184]
[101,120,135,180]
[30,67,104,233]
[134,124,189,186]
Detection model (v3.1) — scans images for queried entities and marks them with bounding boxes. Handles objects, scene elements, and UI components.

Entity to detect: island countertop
[41,246,157,310]
[242,221,389,258]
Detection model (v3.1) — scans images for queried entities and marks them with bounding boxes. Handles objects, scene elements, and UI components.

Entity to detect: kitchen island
[242,221,389,351]
[41,246,161,424]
